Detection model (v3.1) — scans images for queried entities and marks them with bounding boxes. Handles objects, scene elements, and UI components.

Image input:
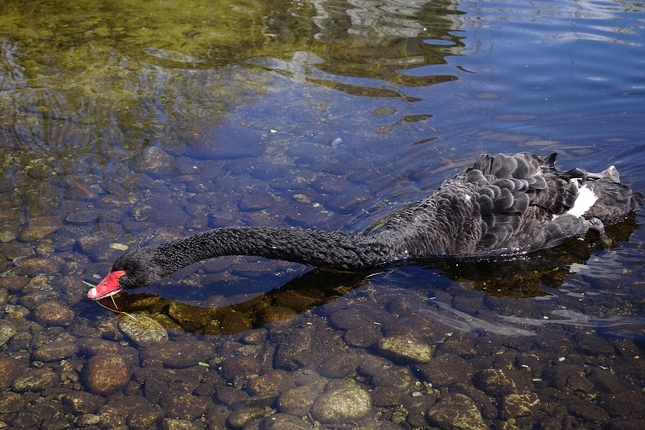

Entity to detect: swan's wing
[468,152,554,180]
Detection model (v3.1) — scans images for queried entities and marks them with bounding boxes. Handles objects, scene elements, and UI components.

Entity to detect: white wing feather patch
[567,185,598,217]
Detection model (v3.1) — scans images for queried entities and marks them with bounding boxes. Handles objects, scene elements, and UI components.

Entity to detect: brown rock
[220,356,261,382]
[18,217,62,242]
[377,335,433,364]
[32,341,79,362]
[137,146,176,179]
[311,387,372,424]
[11,368,58,392]
[262,413,313,429]
[318,354,360,379]
[32,300,75,327]
[502,392,540,419]
[62,390,105,414]
[0,277,29,292]
[416,353,473,387]
[0,357,25,389]
[128,404,165,429]
[277,385,318,416]
[273,329,314,370]
[13,257,62,276]
[160,392,209,421]
[427,393,487,430]
[246,370,295,397]
[0,392,25,413]
[82,353,131,395]
[473,368,518,397]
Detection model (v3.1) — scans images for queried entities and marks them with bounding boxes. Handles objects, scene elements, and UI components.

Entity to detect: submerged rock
[62,391,105,414]
[32,341,79,362]
[427,393,487,430]
[118,313,169,347]
[0,357,25,389]
[32,300,75,327]
[246,369,295,397]
[311,387,372,423]
[501,391,540,419]
[473,368,518,397]
[377,335,433,364]
[82,353,131,395]
[0,392,25,413]
[0,322,17,347]
[17,218,62,242]
[11,368,58,392]
[277,385,319,416]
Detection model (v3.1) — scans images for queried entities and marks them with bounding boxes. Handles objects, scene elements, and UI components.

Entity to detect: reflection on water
[1,0,645,428]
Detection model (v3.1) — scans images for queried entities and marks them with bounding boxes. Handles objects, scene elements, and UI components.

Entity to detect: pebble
[21,290,60,309]
[0,392,25,413]
[13,257,62,276]
[0,322,17,347]
[118,313,169,347]
[264,414,313,429]
[129,404,165,429]
[501,391,540,419]
[17,217,62,242]
[273,330,314,370]
[96,403,129,428]
[75,414,101,427]
[427,393,488,430]
[0,276,30,292]
[62,391,105,414]
[0,357,25,389]
[137,146,176,179]
[318,353,360,379]
[162,418,201,430]
[32,341,79,362]
[82,353,131,395]
[0,221,19,243]
[415,353,473,387]
[11,368,58,392]
[473,368,518,397]
[227,406,268,428]
[377,335,433,364]
[311,387,372,423]
[277,385,319,416]
[65,209,101,225]
[219,355,261,382]
[160,392,209,421]
[32,300,76,327]
[246,369,295,397]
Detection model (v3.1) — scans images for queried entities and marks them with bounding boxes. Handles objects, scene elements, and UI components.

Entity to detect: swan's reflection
[94,214,640,335]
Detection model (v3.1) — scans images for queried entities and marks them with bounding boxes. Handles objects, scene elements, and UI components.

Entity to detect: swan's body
[88,152,642,300]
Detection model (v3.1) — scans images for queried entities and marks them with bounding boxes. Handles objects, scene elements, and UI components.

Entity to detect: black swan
[88,152,642,300]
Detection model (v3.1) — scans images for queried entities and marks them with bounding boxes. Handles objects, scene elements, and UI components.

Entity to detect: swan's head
[87,248,164,300]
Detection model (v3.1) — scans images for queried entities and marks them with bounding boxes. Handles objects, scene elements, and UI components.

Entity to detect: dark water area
[1,0,645,429]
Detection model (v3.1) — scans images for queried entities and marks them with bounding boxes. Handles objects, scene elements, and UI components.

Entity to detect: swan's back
[369,152,642,258]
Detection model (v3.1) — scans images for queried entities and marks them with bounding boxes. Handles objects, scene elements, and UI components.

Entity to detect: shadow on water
[80,214,641,336]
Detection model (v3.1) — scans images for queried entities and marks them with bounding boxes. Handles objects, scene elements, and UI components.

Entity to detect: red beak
[87,271,126,300]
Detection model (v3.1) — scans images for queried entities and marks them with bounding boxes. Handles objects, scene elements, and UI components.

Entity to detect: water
[1,0,644,428]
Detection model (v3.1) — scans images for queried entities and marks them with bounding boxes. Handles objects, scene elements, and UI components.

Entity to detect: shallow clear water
[1,0,644,428]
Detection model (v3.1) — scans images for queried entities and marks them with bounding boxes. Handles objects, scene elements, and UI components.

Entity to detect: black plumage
[90,152,643,296]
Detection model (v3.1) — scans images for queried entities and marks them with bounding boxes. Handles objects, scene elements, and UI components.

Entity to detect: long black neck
[150,226,401,278]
